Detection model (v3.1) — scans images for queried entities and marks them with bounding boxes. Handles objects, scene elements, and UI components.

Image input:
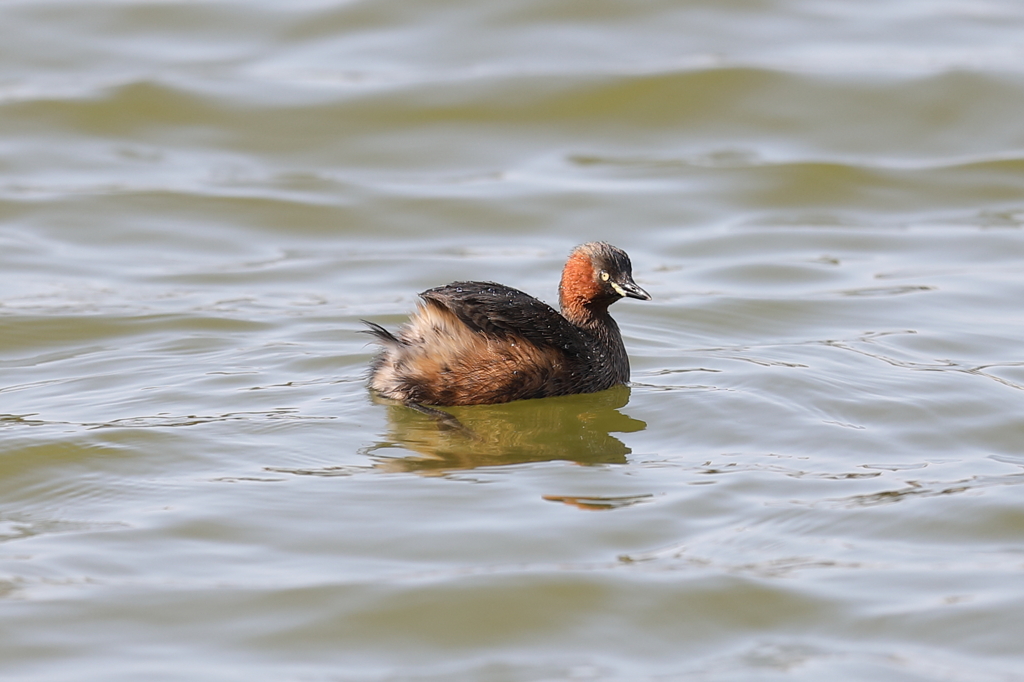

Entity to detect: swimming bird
[364,242,649,406]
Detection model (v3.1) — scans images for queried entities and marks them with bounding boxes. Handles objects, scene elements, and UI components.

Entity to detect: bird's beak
[616,277,651,301]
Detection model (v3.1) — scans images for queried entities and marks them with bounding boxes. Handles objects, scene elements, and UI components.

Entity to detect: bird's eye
[599,271,610,281]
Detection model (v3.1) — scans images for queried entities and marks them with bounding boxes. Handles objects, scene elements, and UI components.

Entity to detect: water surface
[3,1,1024,680]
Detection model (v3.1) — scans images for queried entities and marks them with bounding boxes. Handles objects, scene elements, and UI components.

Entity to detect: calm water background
[3,1,1024,680]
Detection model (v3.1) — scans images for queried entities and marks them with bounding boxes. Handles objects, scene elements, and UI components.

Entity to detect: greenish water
[3,1,1024,680]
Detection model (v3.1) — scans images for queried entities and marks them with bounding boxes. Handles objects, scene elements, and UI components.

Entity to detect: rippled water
[4,1,1024,680]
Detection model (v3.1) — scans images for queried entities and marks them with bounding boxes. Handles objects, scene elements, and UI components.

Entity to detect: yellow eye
[600,271,610,281]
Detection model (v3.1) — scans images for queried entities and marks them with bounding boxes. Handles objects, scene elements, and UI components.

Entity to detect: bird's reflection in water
[368,386,646,474]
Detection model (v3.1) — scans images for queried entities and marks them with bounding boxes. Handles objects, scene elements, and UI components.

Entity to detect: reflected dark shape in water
[367,385,646,474]
[541,493,655,511]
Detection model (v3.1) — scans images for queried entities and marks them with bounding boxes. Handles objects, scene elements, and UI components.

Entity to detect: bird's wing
[419,281,589,356]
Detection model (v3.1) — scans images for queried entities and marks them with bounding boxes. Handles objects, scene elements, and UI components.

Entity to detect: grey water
[3,1,1024,680]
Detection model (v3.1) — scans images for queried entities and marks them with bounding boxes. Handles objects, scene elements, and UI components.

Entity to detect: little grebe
[364,242,650,406]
